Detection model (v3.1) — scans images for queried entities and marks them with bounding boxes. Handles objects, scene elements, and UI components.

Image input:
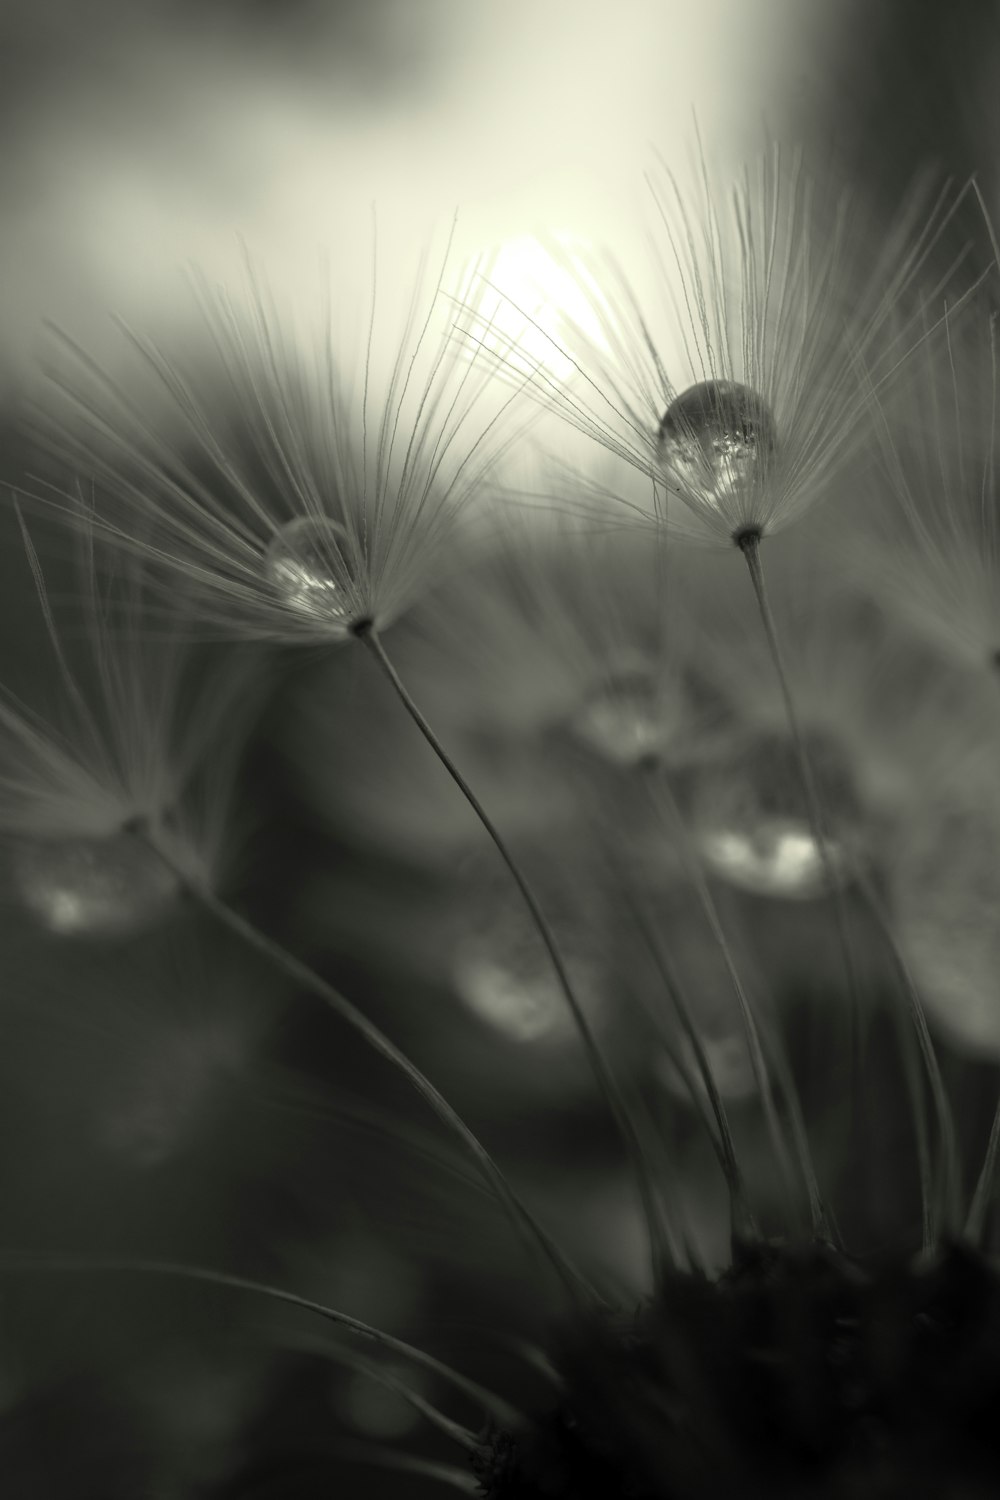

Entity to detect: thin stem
[859,870,961,1240]
[967,1094,1000,1246]
[331,1347,478,1451]
[740,528,863,1008]
[129,829,593,1308]
[646,767,831,1241]
[357,624,674,1288]
[621,871,755,1240]
[0,1253,522,1428]
[737,533,864,1043]
[736,535,960,1239]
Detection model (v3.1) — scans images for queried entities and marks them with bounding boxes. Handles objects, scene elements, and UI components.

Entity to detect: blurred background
[2,1,1000,1497]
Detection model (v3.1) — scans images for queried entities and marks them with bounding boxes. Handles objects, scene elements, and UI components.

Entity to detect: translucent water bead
[265,517,356,633]
[657,381,776,515]
[691,729,861,899]
[570,653,674,768]
[12,829,179,937]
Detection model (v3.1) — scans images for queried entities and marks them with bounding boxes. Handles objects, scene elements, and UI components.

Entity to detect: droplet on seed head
[657,380,776,515]
[265,517,356,632]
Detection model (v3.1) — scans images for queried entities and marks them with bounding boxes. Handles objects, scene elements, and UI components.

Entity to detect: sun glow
[463,232,610,386]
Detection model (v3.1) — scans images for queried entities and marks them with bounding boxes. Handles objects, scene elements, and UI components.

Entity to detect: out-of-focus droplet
[691,729,861,899]
[97,1023,243,1167]
[265,516,355,631]
[657,380,776,515]
[12,830,178,937]
[570,652,674,768]
[454,948,575,1043]
[656,1028,758,1106]
[894,795,1000,1058]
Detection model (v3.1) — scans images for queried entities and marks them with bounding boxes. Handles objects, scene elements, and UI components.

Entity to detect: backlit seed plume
[0,515,255,937]
[460,146,972,545]
[29,230,529,645]
[855,297,1000,675]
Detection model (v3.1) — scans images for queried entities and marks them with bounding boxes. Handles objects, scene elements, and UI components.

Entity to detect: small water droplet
[265,517,355,632]
[691,729,860,899]
[657,380,776,515]
[12,830,179,937]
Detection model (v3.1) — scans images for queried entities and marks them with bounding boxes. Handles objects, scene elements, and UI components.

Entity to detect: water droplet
[657,1029,758,1106]
[12,830,178,937]
[454,949,574,1044]
[657,380,776,515]
[691,729,860,899]
[265,517,355,632]
[570,653,674,768]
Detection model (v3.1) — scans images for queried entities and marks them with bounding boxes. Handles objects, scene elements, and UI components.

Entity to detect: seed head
[0,512,256,936]
[463,145,974,546]
[29,229,528,645]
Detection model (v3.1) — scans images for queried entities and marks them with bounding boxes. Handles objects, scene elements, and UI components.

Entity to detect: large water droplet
[265,517,355,632]
[12,830,179,937]
[657,380,776,515]
[691,729,860,899]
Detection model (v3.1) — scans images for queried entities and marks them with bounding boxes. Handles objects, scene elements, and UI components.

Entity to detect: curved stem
[620,869,755,1240]
[646,768,831,1241]
[357,624,673,1287]
[737,535,863,1030]
[738,531,870,1213]
[967,1094,1000,1245]
[0,1253,522,1428]
[858,870,961,1240]
[737,535,960,1240]
[129,829,593,1308]
[329,1346,478,1451]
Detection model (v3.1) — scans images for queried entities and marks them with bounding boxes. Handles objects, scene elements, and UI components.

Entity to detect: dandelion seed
[29,226,529,646]
[854,297,1000,677]
[0,512,256,937]
[459,144,969,546]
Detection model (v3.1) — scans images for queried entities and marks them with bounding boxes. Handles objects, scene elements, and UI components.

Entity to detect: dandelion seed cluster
[5,136,1000,1500]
